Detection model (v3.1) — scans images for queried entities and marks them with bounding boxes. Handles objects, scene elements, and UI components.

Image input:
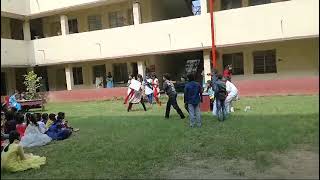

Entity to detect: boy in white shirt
[225,78,239,113]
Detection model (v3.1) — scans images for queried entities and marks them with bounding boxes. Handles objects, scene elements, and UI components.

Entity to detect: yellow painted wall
[218,38,319,77]
[1,17,11,39]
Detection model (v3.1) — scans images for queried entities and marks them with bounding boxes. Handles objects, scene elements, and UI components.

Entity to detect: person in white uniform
[225,78,239,113]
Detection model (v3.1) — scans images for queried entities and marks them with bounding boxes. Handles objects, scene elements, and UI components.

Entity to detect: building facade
[1,0,319,95]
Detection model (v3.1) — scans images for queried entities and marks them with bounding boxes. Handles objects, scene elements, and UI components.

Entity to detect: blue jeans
[147,94,153,104]
[215,99,227,121]
[188,104,201,127]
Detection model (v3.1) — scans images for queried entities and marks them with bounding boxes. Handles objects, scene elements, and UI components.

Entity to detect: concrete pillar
[60,15,69,35]
[137,61,145,78]
[23,20,31,40]
[203,50,211,83]
[200,0,208,15]
[133,1,141,25]
[65,65,73,90]
[6,68,17,94]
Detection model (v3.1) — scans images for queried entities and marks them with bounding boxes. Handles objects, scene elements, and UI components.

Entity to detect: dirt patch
[160,150,319,179]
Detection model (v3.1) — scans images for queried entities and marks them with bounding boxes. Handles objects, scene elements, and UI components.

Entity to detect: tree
[23,71,42,100]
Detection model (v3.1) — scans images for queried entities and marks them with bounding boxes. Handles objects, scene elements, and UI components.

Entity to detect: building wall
[217,38,319,78]
[1,17,11,39]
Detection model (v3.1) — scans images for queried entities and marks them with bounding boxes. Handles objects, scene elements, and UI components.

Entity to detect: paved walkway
[47,76,319,103]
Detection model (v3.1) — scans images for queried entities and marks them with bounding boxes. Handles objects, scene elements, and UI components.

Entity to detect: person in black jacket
[162,73,185,119]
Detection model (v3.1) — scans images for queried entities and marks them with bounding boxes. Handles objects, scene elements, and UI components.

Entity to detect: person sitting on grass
[1,131,46,172]
[57,112,79,132]
[37,115,47,134]
[41,113,49,124]
[15,113,27,139]
[46,114,72,141]
[184,73,202,128]
[4,109,17,134]
[20,114,52,148]
[45,113,55,129]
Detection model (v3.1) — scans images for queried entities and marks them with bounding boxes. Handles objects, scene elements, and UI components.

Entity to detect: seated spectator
[57,112,79,132]
[9,91,22,111]
[24,113,31,123]
[45,114,55,129]
[1,111,9,151]
[46,115,72,141]
[4,109,16,134]
[37,115,47,134]
[1,131,46,172]
[41,113,49,124]
[15,113,27,139]
[20,114,52,148]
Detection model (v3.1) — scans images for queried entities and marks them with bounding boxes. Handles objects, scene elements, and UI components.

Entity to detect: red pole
[209,0,216,69]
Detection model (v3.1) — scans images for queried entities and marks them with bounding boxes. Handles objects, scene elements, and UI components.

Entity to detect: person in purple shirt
[184,73,203,128]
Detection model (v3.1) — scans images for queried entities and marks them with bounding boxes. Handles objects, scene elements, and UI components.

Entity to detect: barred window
[222,52,244,75]
[253,50,277,74]
[68,19,79,34]
[108,11,127,28]
[88,15,102,31]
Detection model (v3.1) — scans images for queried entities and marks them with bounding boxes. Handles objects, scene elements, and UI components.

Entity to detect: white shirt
[37,121,47,134]
[226,81,238,95]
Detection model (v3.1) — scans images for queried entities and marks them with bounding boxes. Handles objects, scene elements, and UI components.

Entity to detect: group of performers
[124,73,161,112]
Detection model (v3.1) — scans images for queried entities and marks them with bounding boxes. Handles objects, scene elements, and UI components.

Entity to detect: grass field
[1,95,319,179]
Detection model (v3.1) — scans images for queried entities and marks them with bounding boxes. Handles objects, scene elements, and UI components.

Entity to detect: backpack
[215,81,227,101]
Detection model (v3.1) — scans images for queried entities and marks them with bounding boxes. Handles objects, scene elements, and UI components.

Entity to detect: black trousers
[165,94,185,118]
[127,99,147,112]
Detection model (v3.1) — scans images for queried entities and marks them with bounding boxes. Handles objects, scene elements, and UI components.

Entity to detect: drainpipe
[209,0,216,69]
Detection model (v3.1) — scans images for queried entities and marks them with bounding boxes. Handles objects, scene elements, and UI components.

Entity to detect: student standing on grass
[224,77,239,113]
[127,74,147,112]
[163,73,185,119]
[184,73,202,128]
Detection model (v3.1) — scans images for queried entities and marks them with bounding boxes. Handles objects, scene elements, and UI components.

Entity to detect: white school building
[1,0,319,95]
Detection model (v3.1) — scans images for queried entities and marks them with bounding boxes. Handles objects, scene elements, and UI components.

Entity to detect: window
[249,0,271,6]
[72,67,83,85]
[222,53,244,75]
[68,19,78,34]
[50,22,61,36]
[108,11,127,28]
[113,63,128,83]
[88,15,102,31]
[221,0,242,10]
[253,50,277,74]
[127,9,134,25]
[92,65,106,84]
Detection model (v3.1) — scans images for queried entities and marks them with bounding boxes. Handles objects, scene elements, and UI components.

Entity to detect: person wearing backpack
[212,74,227,121]
[163,73,185,119]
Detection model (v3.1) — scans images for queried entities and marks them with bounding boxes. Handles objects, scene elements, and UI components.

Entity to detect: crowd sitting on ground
[1,105,79,172]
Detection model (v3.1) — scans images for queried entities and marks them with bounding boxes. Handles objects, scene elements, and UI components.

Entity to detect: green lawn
[1,95,319,179]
